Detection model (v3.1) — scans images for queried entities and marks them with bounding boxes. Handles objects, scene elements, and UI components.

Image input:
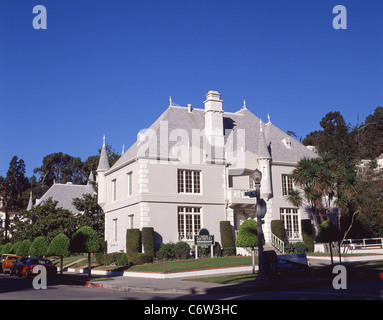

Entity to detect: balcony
[227,188,257,208]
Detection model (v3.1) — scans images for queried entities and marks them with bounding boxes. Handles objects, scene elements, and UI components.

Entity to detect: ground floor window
[280,208,300,240]
[178,207,201,240]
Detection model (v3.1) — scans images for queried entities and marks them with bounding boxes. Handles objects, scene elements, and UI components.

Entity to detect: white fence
[341,238,383,253]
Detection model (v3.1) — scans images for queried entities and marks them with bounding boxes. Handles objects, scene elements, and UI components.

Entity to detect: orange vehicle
[1,254,21,274]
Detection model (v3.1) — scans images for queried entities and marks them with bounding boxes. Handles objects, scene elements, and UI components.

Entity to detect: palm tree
[286,154,359,252]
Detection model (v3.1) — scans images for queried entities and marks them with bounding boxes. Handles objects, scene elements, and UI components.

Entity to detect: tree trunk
[329,242,334,266]
[88,253,91,277]
[60,256,63,275]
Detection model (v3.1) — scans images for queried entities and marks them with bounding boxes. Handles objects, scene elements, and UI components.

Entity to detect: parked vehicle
[21,258,57,278]
[10,257,29,277]
[1,254,21,274]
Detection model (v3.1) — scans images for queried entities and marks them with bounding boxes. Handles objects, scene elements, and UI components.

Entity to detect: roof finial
[259,118,263,132]
[243,99,247,109]
[267,114,271,123]
[103,134,106,147]
[122,144,125,155]
[169,96,172,107]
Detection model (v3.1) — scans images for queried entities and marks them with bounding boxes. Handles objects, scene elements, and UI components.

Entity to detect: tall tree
[4,156,30,210]
[356,106,383,160]
[302,111,357,170]
[33,152,84,186]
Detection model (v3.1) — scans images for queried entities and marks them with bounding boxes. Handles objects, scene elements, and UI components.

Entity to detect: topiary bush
[301,219,314,252]
[220,221,235,253]
[142,227,155,258]
[235,219,258,249]
[174,241,190,260]
[271,220,285,241]
[126,228,141,257]
[16,239,31,257]
[2,242,14,254]
[29,236,48,258]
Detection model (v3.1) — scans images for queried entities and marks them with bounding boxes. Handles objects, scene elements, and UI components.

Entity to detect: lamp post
[246,169,267,281]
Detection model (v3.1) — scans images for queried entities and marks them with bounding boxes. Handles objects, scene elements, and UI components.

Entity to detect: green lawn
[127,256,254,273]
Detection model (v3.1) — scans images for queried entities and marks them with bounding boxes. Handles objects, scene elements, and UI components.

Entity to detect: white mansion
[97,90,317,253]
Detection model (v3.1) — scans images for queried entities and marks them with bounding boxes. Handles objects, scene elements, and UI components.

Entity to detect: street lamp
[246,169,267,281]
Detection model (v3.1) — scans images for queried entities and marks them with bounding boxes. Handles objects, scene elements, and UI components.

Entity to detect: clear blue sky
[1,0,382,178]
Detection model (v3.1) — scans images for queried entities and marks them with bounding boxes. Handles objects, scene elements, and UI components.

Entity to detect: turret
[97,135,110,208]
[257,120,272,200]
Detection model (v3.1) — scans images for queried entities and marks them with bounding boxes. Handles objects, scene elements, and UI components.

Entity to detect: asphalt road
[1,273,382,301]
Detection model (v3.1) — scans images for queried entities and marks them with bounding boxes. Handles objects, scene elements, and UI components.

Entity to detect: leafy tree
[316,221,341,265]
[72,194,104,238]
[302,111,356,169]
[33,152,84,187]
[356,106,383,159]
[12,198,76,243]
[48,233,70,275]
[70,226,100,277]
[4,156,30,210]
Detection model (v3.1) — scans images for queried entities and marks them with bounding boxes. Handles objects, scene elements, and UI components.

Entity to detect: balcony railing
[227,188,256,207]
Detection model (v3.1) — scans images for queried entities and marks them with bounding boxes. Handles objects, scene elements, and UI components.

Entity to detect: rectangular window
[280,208,300,240]
[112,218,118,243]
[128,214,134,229]
[112,179,117,202]
[282,174,294,196]
[127,172,132,196]
[177,170,201,194]
[178,207,201,240]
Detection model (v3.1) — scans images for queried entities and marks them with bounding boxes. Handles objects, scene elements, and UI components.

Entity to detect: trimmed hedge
[142,227,155,258]
[126,228,141,256]
[301,219,314,252]
[220,221,235,250]
[271,220,285,241]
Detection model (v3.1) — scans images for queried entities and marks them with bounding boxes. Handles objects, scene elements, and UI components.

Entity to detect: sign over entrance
[194,228,214,247]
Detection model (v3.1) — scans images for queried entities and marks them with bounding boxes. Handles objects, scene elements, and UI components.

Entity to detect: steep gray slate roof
[35,182,96,214]
[111,105,317,170]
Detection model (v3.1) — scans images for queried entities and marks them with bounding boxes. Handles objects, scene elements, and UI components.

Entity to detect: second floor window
[178,170,201,194]
[282,174,294,196]
[112,179,117,201]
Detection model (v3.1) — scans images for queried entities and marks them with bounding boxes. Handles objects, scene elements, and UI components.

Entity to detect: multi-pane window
[282,174,294,196]
[178,207,201,240]
[178,170,201,194]
[280,208,300,240]
[127,172,132,196]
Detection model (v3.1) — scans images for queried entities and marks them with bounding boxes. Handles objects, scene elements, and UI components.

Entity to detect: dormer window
[282,137,292,149]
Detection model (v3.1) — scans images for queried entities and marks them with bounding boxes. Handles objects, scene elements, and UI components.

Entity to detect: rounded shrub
[29,236,48,258]
[16,239,32,257]
[155,242,175,261]
[175,241,190,260]
[235,219,258,248]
